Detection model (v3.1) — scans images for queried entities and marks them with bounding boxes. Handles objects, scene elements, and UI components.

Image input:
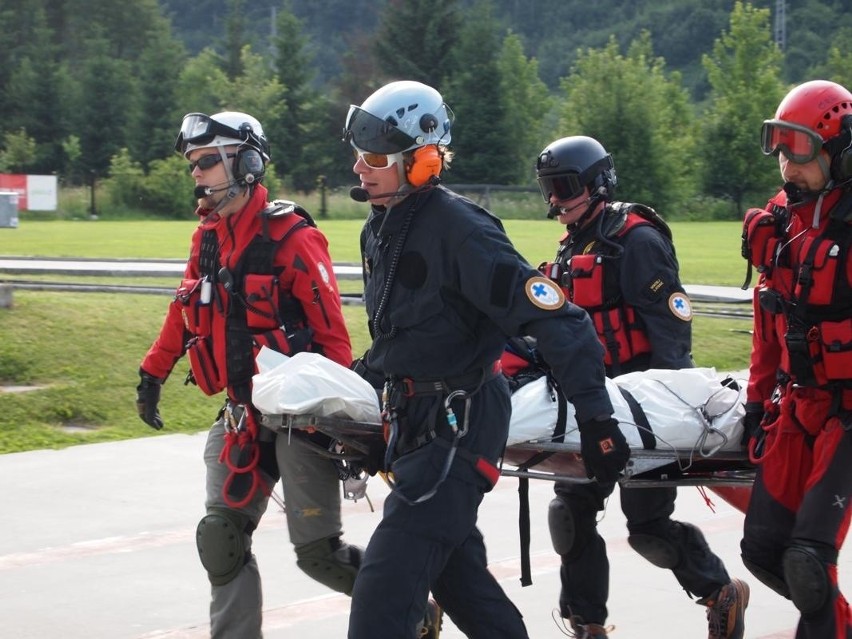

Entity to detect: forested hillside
[161,0,850,96]
[1,0,850,220]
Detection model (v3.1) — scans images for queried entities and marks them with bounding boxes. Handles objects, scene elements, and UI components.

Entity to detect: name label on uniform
[525,276,565,310]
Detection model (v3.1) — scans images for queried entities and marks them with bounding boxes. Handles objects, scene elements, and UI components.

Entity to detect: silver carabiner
[444,390,471,437]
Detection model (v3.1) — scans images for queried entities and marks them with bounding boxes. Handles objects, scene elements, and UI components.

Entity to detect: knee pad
[196,508,250,586]
[628,519,704,570]
[741,555,789,598]
[548,496,595,561]
[783,544,834,615]
[628,533,680,569]
[295,536,362,595]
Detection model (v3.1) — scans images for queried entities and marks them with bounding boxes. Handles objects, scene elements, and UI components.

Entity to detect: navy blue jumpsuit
[549,205,731,625]
[347,185,614,639]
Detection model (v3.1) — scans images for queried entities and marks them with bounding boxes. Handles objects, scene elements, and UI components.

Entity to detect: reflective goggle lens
[343,106,417,154]
[537,173,584,202]
[188,153,235,173]
[175,113,244,155]
[353,149,401,169]
[760,120,823,164]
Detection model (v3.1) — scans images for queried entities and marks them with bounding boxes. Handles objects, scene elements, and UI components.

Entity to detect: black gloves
[741,402,765,447]
[136,369,164,430]
[578,416,630,482]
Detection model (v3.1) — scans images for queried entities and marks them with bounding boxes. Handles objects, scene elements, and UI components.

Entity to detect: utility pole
[774,0,786,51]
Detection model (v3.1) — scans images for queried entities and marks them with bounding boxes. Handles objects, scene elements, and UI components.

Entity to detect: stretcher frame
[260,413,756,490]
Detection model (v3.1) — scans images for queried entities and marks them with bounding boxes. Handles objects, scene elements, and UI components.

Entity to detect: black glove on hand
[741,402,765,447]
[136,369,164,430]
[578,416,630,482]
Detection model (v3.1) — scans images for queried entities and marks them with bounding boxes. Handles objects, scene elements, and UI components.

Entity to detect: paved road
[1,428,834,639]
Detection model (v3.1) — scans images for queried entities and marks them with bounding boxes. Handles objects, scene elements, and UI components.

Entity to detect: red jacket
[747,187,852,407]
[141,185,351,402]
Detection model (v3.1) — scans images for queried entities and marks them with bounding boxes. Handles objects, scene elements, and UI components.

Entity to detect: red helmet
[761,80,852,164]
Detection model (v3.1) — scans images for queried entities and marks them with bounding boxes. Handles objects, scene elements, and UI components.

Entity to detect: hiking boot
[417,599,442,639]
[553,613,611,638]
[699,578,750,639]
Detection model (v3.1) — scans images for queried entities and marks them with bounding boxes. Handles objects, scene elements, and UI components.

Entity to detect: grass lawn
[0,218,753,453]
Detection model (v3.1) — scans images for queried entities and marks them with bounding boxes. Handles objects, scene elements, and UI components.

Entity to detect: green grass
[0,218,753,454]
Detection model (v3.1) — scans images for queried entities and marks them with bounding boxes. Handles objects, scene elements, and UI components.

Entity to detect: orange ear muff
[406,145,442,187]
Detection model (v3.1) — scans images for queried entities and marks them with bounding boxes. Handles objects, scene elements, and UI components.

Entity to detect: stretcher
[259,412,755,510]
[254,351,756,513]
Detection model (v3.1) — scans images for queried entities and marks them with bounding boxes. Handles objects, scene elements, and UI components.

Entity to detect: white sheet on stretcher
[508,368,745,452]
[251,350,745,453]
[252,348,381,423]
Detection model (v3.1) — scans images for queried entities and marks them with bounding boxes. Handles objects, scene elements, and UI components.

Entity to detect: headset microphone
[194,183,234,198]
[349,176,441,203]
[349,186,413,202]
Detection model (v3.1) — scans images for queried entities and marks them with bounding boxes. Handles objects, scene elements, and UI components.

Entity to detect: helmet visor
[343,106,418,154]
[537,173,584,203]
[760,120,823,164]
[175,113,243,155]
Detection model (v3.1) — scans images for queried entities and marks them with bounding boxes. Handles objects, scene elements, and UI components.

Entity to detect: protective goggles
[342,106,417,154]
[352,148,403,169]
[174,113,243,155]
[188,153,236,173]
[760,120,824,164]
[536,172,585,203]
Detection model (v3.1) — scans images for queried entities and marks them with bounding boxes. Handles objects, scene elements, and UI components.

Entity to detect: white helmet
[343,80,453,154]
[175,111,270,161]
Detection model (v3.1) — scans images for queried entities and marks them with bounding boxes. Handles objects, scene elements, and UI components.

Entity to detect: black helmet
[535,136,616,203]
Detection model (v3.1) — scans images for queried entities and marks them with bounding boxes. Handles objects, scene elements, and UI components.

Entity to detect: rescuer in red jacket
[135,111,360,638]
[741,80,852,639]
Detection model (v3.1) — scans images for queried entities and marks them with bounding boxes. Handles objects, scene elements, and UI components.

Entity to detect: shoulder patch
[317,261,331,285]
[668,292,693,321]
[525,276,565,310]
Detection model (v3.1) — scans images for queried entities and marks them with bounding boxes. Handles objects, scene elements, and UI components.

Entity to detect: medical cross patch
[668,292,693,321]
[525,276,565,310]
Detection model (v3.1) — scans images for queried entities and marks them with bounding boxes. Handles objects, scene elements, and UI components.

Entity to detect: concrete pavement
[1,427,834,639]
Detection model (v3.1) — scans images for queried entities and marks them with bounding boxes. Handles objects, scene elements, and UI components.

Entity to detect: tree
[75,33,139,176]
[444,1,514,184]
[497,32,553,184]
[175,49,231,116]
[224,0,247,80]
[700,1,784,216]
[272,3,321,189]
[556,32,696,214]
[0,129,38,173]
[372,0,462,90]
[128,27,187,168]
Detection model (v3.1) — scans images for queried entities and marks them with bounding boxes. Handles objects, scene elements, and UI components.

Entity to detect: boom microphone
[194,183,234,199]
[349,186,411,202]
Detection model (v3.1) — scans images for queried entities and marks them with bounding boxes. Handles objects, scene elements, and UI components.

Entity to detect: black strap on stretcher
[513,385,652,587]
[516,378,568,587]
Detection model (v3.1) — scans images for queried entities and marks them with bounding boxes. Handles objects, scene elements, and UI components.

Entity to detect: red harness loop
[218,406,271,509]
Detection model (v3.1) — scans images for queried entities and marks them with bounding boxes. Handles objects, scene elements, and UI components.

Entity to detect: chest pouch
[817,319,852,382]
[242,274,281,331]
[793,236,841,307]
[176,277,212,337]
[567,253,605,307]
[742,208,781,285]
[186,335,224,396]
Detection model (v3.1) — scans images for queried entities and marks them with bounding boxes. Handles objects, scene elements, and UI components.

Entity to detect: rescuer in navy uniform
[342,80,630,639]
[537,135,749,639]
